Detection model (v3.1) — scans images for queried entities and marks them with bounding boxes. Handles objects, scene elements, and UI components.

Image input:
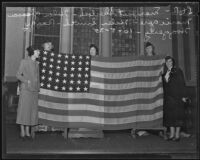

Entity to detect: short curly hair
[89,44,99,56]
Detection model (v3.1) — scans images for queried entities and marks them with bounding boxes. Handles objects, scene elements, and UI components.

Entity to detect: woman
[89,44,99,56]
[136,42,156,137]
[16,46,40,140]
[162,56,187,141]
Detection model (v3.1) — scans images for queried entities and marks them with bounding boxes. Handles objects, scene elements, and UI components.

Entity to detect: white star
[84,87,88,91]
[71,61,75,65]
[57,60,61,63]
[63,79,67,84]
[69,86,73,91]
[85,74,89,78]
[43,51,48,55]
[49,64,53,68]
[48,77,52,81]
[49,70,53,74]
[63,73,67,77]
[71,67,75,71]
[50,58,54,62]
[65,55,68,58]
[56,72,60,76]
[47,83,51,88]
[54,86,58,90]
[42,69,46,73]
[78,67,82,71]
[64,67,67,71]
[84,80,88,84]
[86,56,90,59]
[62,86,66,90]
[40,82,44,86]
[72,55,76,59]
[58,54,62,57]
[78,73,82,78]
[79,55,83,59]
[70,73,74,77]
[42,62,47,66]
[41,75,45,80]
[76,86,80,91]
[85,61,89,65]
[55,78,59,83]
[77,80,81,84]
[85,67,89,71]
[64,61,68,64]
[70,80,74,84]
[56,65,60,70]
[51,52,55,56]
[43,57,47,60]
[78,61,82,65]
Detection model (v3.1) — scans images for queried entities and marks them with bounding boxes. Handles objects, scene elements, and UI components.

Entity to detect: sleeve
[16,60,28,83]
[178,68,187,97]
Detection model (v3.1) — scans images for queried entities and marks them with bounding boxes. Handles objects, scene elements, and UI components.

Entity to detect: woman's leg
[25,126,31,137]
[20,125,25,137]
[175,127,181,138]
[169,127,175,138]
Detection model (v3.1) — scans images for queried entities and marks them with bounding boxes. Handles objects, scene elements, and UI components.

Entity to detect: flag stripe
[38,105,163,118]
[38,111,162,124]
[38,118,163,130]
[91,65,162,73]
[38,98,163,112]
[39,93,163,106]
[91,76,160,84]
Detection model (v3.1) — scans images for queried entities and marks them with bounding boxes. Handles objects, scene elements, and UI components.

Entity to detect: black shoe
[19,135,26,141]
[172,137,180,142]
[167,136,174,141]
[25,135,33,140]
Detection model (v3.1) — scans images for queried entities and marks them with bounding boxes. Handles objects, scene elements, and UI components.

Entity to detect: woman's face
[166,59,173,69]
[43,42,53,51]
[145,45,153,56]
[90,47,97,56]
[34,49,40,58]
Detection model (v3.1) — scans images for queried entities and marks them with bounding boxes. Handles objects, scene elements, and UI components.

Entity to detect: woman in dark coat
[162,56,187,141]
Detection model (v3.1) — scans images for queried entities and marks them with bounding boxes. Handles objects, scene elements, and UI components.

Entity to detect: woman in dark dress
[162,56,188,141]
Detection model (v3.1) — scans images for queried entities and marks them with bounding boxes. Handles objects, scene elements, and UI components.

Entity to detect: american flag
[38,55,165,130]
[39,51,91,92]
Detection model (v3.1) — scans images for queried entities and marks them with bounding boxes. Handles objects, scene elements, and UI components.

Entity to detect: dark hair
[26,46,38,57]
[145,42,156,56]
[163,56,176,74]
[165,56,176,66]
[89,44,99,56]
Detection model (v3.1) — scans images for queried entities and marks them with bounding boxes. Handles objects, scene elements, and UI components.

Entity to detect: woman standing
[136,42,156,137]
[162,56,187,141]
[16,46,40,139]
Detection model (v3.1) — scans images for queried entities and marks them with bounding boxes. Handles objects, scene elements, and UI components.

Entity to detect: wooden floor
[2,106,199,159]
[3,123,198,159]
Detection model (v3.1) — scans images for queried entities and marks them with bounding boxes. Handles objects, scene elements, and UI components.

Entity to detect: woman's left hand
[182,97,187,102]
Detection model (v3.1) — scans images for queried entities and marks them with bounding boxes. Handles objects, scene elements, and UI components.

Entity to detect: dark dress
[162,67,186,127]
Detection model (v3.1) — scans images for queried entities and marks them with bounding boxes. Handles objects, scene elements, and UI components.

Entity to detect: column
[59,7,74,54]
[99,7,112,57]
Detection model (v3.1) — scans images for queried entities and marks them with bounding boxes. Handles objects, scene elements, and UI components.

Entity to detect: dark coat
[162,67,187,127]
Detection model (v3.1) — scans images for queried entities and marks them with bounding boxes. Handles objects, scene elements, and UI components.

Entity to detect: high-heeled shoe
[19,135,26,141]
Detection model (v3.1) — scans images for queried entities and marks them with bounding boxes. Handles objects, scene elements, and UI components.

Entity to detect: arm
[16,60,29,84]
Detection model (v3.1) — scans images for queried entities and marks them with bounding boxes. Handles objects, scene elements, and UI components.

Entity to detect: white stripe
[91,68,163,79]
[39,87,163,101]
[91,59,164,68]
[38,111,163,124]
[38,99,163,113]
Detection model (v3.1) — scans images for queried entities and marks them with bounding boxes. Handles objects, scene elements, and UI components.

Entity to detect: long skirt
[16,89,38,126]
